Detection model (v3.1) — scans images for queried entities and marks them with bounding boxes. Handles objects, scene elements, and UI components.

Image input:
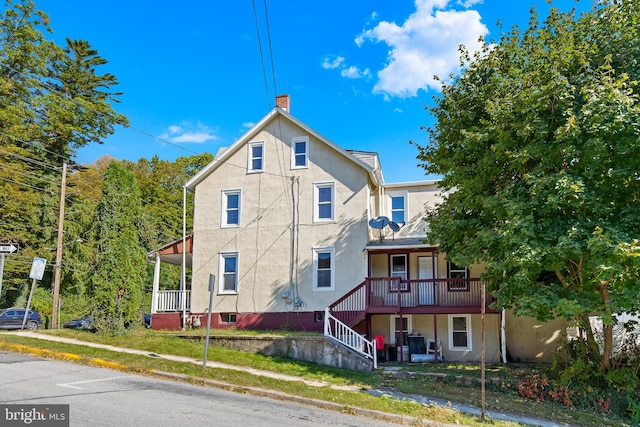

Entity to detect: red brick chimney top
[275,94,290,113]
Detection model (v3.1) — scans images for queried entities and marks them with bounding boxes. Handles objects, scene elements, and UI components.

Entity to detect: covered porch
[147,234,193,328]
[327,238,495,363]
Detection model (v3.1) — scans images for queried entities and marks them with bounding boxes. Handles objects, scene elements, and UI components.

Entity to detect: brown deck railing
[329,277,492,327]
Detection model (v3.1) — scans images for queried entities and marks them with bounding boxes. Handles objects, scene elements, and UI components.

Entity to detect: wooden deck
[329,277,493,327]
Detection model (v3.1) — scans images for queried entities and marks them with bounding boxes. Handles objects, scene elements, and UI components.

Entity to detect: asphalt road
[0,352,399,427]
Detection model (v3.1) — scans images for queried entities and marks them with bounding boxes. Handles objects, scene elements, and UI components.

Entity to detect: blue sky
[38,0,587,183]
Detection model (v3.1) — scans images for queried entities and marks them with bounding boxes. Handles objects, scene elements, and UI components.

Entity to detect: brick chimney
[275,94,290,113]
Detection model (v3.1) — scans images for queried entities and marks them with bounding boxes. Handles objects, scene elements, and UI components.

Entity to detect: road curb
[150,370,457,427]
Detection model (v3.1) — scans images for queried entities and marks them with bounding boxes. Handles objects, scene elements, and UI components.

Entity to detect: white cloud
[457,0,483,8]
[242,121,255,129]
[357,0,488,98]
[321,55,345,69]
[341,66,371,79]
[160,122,218,144]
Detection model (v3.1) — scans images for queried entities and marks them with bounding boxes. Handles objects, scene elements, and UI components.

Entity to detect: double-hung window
[248,141,264,172]
[314,182,334,222]
[390,254,408,291]
[449,314,472,351]
[291,136,308,169]
[313,247,335,291]
[219,252,239,294]
[388,191,407,224]
[222,190,241,227]
[447,261,469,290]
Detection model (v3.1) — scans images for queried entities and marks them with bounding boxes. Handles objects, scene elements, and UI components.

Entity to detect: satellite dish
[369,216,390,242]
[388,221,405,240]
[368,216,390,229]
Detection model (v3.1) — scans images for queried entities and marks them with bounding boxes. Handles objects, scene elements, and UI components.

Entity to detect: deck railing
[155,290,191,312]
[329,277,491,327]
[368,277,490,308]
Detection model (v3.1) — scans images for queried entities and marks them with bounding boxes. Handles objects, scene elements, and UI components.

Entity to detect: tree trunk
[599,282,613,370]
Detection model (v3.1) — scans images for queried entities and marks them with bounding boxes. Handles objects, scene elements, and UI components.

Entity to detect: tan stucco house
[148,95,566,365]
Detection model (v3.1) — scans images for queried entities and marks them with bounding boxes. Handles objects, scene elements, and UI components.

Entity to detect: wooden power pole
[51,162,67,329]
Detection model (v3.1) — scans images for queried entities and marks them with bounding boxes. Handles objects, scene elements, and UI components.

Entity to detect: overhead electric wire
[252,0,272,111]
[262,0,278,98]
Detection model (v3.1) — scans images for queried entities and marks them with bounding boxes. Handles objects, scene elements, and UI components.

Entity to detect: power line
[252,0,272,111]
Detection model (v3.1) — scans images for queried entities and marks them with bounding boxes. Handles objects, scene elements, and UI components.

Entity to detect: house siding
[190,116,369,316]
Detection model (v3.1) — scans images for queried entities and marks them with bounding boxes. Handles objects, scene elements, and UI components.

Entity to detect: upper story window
[219,252,239,294]
[313,182,334,222]
[313,247,335,291]
[388,191,407,224]
[447,261,469,290]
[291,136,308,169]
[390,254,408,291]
[248,141,264,172]
[222,189,241,227]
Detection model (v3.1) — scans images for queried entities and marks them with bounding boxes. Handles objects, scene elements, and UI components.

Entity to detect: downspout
[182,186,187,330]
[151,253,160,314]
[501,309,507,363]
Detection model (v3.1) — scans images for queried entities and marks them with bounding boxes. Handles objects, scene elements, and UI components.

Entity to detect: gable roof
[184,107,382,191]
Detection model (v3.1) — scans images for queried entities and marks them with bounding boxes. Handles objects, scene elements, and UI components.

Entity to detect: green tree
[0,0,127,306]
[415,0,640,370]
[91,161,147,334]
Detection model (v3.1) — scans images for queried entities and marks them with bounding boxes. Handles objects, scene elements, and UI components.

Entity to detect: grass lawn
[0,328,631,427]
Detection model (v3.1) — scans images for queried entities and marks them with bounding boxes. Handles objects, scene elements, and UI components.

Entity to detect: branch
[555,270,570,288]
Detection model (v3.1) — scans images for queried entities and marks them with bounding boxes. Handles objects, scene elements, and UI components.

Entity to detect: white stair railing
[324,308,377,369]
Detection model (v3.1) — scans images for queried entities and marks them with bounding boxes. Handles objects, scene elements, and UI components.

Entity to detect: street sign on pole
[29,257,46,281]
[0,243,18,254]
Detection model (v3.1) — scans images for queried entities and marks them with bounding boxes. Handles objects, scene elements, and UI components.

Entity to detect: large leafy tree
[0,0,127,305]
[416,0,640,370]
[91,161,147,334]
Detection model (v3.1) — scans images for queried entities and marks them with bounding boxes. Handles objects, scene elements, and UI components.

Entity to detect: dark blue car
[63,317,94,330]
[0,308,42,330]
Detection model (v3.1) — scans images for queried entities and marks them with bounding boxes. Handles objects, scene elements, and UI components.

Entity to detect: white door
[418,256,436,305]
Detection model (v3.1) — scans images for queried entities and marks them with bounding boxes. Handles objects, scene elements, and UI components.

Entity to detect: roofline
[382,179,441,188]
[184,107,381,191]
[364,242,436,251]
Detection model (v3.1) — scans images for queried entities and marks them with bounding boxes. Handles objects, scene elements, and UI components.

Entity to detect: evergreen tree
[91,161,147,334]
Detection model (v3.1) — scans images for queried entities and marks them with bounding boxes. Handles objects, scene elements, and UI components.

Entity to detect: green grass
[0,329,632,427]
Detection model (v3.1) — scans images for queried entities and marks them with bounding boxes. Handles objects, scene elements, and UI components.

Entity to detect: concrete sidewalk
[2,331,575,427]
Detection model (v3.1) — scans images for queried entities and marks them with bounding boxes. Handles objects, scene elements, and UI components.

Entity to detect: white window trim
[387,190,408,224]
[313,182,335,222]
[219,252,239,295]
[389,315,413,345]
[221,189,241,228]
[291,136,309,169]
[448,314,472,351]
[312,246,335,291]
[248,141,264,173]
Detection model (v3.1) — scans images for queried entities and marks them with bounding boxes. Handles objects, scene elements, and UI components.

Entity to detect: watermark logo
[1,405,69,426]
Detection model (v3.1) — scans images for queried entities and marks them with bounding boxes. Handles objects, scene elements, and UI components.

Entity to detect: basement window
[221,313,236,324]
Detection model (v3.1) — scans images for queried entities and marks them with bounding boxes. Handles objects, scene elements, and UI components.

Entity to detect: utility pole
[51,162,67,329]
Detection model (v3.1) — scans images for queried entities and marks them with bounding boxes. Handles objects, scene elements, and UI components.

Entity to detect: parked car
[0,308,42,330]
[143,312,151,328]
[63,317,94,330]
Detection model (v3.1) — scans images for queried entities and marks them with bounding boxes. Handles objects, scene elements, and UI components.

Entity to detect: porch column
[151,253,161,314]
[433,312,439,361]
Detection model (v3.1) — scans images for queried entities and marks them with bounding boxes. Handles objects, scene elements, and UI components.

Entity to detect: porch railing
[368,277,490,308]
[329,277,491,327]
[155,290,191,312]
[324,308,376,369]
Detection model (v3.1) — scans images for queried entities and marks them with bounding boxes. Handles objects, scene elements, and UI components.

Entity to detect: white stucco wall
[190,115,371,314]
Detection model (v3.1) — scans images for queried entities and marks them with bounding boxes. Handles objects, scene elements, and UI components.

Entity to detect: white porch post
[151,253,161,314]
